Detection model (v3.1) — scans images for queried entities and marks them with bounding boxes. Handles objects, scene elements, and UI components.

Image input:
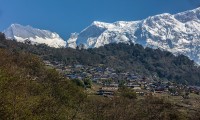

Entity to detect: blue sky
[0,0,199,39]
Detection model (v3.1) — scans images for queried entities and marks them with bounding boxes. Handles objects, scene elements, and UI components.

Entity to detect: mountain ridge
[3,24,66,48]
[2,7,200,64]
[67,7,200,64]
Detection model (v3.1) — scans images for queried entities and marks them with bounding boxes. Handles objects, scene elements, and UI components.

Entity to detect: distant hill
[0,32,200,85]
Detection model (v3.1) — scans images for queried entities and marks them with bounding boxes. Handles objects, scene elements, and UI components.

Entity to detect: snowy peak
[3,24,66,48]
[5,24,52,39]
[67,20,140,49]
[174,7,200,23]
[91,21,113,28]
[66,7,200,64]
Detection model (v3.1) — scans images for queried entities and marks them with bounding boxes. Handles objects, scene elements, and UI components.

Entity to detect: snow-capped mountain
[67,7,200,64]
[3,24,66,48]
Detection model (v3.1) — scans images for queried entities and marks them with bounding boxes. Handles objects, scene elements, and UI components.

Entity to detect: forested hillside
[0,43,86,119]
[0,47,195,120]
[1,32,200,85]
[1,33,200,119]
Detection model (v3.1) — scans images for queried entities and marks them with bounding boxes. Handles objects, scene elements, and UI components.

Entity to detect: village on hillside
[44,61,200,98]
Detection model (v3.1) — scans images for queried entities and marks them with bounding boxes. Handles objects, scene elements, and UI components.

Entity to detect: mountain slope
[67,7,200,64]
[1,32,200,85]
[3,24,66,48]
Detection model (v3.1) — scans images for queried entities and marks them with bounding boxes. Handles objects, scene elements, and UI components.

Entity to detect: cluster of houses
[44,61,200,97]
[188,86,200,95]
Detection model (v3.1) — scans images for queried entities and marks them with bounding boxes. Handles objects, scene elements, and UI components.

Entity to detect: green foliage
[83,96,187,120]
[0,32,199,120]
[119,86,137,99]
[0,48,86,119]
[0,33,199,86]
[83,78,92,88]
[72,79,85,87]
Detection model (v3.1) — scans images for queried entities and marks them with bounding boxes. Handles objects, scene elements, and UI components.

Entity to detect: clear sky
[0,0,199,39]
